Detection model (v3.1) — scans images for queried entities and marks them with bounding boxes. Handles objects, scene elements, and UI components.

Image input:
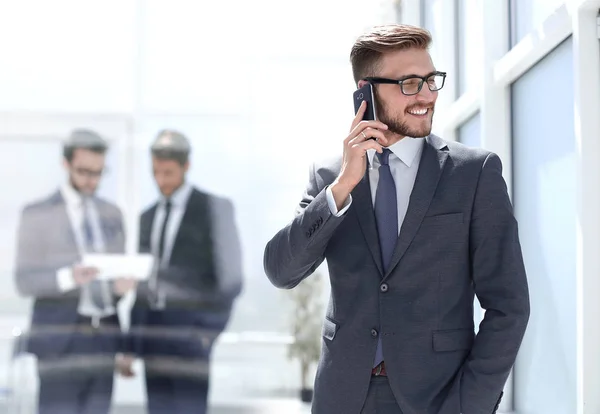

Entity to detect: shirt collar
[367,136,424,168]
[60,183,85,207]
[161,181,193,207]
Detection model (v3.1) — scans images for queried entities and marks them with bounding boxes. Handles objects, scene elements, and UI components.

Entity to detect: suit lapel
[140,205,157,253]
[96,202,114,249]
[50,191,79,253]
[383,135,449,280]
[171,190,196,255]
[352,169,384,277]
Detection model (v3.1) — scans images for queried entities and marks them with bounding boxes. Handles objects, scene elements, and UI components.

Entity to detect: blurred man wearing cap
[117,129,243,414]
[14,129,136,414]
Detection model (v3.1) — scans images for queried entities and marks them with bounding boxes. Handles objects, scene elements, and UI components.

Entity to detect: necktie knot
[377,148,392,166]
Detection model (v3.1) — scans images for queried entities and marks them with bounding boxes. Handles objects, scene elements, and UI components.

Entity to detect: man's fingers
[346,120,388,144]
[349,101,367,132]
[348,127,388,146]
[351,139,384,154]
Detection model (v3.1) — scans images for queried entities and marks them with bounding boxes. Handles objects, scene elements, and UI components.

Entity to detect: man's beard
[69,176,95,196]
[375,97,434,138]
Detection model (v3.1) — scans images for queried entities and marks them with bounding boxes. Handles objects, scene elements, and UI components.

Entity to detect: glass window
[421,0,444,78]
[139,0,251,114]
[456,112,481,148]
[456,112,483,329]
[0,1,136,112]
[511,37,575,413]
[456,0,483,97]
[509,0,564,47]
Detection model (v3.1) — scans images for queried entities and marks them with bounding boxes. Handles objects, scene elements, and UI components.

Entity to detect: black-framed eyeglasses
[363,71,447,96]
[73,167,106,178]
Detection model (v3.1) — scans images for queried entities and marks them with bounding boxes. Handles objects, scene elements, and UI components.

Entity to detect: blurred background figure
[117,129,243,414]
[13,129,135,414]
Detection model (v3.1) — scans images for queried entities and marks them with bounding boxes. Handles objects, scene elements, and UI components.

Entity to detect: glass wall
[509,0,565,47]
[0,0,395,410]
[511,37,576,413]
[0,1,137,112]
[421,0,445,82]
[456,112,484,332]
[456,112,481,148]
[456,0,483,97]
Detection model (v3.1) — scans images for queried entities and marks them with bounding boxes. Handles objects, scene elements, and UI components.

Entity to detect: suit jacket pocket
[432,328,474,352]
[322,317,338,341]
[421,212,464,226]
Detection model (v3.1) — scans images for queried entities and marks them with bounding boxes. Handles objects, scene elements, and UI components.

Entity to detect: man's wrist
[330,179,353,211]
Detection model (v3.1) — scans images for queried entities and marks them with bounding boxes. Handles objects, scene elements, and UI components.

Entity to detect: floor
[111,400,312,413]
[0,400,311,414]
[0,314,315,413]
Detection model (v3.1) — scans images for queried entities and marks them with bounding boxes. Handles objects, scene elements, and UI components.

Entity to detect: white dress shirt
[150,182,194,267]
[56,183,115,317]
[326,137,425,229]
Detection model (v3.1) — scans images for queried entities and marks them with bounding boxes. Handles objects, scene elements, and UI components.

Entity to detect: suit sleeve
[110,208,128,302]
[263,162,347,289]
[210,197,243,303]
[461,153,530,413]
[14,206,78,297]
[121,211,150,356]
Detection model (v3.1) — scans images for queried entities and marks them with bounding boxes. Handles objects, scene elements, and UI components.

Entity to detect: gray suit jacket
[264,135,530,414]
[14,190,125,356]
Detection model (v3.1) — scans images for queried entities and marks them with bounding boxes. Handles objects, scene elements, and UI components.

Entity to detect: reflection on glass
[509,0,564,47]
[457,112,481,148]
[512,37,575,413]
[456,0,483,97]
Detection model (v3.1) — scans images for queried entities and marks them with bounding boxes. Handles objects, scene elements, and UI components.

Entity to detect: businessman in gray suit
[264,24,530,414]
[14,129,136,414]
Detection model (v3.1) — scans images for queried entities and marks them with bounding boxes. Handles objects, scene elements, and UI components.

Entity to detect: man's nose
[416,85,436,101]
[87,176,100,186]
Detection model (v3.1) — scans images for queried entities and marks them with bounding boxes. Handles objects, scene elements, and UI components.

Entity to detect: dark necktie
[82,204,106,311]
[83,214,94,248]
[157,199,172,265]
[148,199,171,308]
[373,148,398,367]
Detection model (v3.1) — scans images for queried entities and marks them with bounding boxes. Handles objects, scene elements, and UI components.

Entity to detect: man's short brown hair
[63,128,108,162]
[350,24,432,84]
[150,129,191,166]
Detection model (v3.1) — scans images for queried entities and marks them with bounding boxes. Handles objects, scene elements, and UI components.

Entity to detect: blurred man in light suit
[14,129,136,414]
[117,129,243,414]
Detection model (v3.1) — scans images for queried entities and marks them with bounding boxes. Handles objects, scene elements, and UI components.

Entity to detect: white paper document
[81,253,155,281]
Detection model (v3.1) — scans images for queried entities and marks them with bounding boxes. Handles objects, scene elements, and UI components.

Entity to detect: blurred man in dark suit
[14,129,136,414]
[117,129,243,414]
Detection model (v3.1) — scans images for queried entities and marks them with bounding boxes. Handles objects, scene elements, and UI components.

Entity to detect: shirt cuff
[325,186,352,217]
[56,267,76,292]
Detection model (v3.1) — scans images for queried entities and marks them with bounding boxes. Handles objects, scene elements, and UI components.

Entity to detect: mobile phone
[353,83,377,121]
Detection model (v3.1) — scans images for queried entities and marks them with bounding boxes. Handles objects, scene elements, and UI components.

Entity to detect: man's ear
[357,79,368,88]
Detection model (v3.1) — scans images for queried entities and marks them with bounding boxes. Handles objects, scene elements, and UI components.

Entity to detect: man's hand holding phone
[330,100,389,210]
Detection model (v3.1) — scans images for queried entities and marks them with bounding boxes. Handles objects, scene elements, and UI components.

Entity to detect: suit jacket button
[380,283,388,293]
[371,329,378,338]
